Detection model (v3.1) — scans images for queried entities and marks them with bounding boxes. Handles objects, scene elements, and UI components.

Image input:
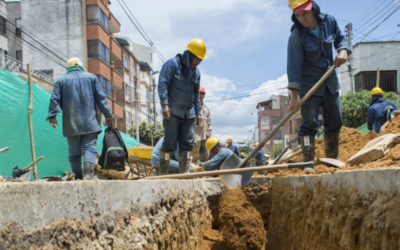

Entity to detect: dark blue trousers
[162,115,195,152]
[299,87,342,136]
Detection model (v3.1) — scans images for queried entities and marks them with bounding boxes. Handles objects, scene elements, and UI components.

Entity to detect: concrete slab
[0,178,224,232]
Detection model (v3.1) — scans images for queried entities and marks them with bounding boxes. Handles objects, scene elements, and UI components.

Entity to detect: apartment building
[115,35,141,132]
[18,0,124,130]
[256,95,300,153]
[0,0,7,68]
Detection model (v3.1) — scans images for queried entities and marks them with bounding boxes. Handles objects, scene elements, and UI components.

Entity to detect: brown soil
[262,115,400,178]
[268,181,400,250]
[197,187,267,250]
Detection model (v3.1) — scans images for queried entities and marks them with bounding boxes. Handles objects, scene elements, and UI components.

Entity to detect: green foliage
[340,90,399,128]
[238,146,251,154]
[127,122,164,146]
[271,143,283,159]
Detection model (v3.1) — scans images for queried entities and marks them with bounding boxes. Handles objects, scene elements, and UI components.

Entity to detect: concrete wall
[6,1,21,61]
[339,41,400,95]
[21,0,86,81]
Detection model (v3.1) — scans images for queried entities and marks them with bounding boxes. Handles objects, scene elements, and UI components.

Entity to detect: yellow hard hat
[187,39,208,59]
[67,57,83,67]
[289,0,308,10]
[254,143,259,147]
[371,87,383,96]
[240,152,245,157]
[227,137,233,143]
[206,137,219,152]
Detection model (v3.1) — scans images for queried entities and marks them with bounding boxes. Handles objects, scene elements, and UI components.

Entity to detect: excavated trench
[2,116,400,249]
[1,171,400,249]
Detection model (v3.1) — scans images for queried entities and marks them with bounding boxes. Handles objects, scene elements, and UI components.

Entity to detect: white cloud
[202,73,288,142]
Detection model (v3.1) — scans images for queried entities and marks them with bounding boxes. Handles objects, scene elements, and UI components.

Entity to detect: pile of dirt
[218,188,266,249]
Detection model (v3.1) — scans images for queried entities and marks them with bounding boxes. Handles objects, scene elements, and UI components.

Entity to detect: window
[97,75,111,97]
[125,111,131,129]
[16,50,22,61]
[87,40,109,64]
[15,18,21,37]
[97,7,109,32]
[355,70,397,93]
[0,16,6,36]
[124,83,130,102]
[262,117,270,129]
[132,62,137,77]
[123,53,128,69]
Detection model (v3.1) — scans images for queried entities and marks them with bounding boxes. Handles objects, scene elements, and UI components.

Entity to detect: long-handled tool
[146,159,342,186]
[218,65,341,187]
[0,147,9,154]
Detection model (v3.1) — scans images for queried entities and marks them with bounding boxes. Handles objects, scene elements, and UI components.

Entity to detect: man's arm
[93,76,113,124]
[158,59,175,119]
[287,32,303,112]
[199,152,225,171]
[367,108,374,131]
[46,80,63,123]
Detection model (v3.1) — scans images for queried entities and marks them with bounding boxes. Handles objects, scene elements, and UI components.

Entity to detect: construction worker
[367,87,398,133]
[47,57,113,180]
[254,143,266,166]
[287,0,350,171]
[192,86,212,163]
[240,152,246,158]
[196,137,233,171]
[226,137,241,158]
[158,39,207,174]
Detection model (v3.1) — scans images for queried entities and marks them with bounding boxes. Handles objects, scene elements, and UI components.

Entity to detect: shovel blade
[220,153,252,188]
[317,158,345,168]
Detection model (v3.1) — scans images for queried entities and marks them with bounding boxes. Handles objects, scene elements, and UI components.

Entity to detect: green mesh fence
[0,70,139,178]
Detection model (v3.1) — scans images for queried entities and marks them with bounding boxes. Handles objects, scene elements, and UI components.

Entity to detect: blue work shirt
[228,144,241,158]
[151,137,179,168]
[158,50,201,119]
[200,148,233,171]
[254,149,266,166]
[367,95,398,133]
[47,70,113,137]
[287,2,350,96]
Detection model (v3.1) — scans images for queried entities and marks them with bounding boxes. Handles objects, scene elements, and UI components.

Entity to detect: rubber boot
[159,151,169,175]
[324,132,340,159]
[300,135,315,172]
[84,162,95,180]
[70,158,83,180]
[179,151,191,173]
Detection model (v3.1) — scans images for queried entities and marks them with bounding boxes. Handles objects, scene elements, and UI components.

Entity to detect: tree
[127,122,164,146]
[340,90,400,128]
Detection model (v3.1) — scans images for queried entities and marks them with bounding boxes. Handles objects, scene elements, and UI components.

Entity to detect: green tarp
[0,70,139,178]
[356,123,370,134]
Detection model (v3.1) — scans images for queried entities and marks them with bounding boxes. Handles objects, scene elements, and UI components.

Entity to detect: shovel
[219,153,345,188]
[219,65,338,187]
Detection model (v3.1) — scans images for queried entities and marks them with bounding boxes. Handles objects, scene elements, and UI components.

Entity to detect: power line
[353,0,387,25]
[358,3,400,42]
[115,0,166,63]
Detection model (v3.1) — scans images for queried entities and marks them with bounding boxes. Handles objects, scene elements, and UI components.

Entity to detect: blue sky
[110,0,400,142]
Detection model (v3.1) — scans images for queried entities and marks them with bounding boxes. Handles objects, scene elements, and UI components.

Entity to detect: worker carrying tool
[194,137,233,171]
[287,0,350,172]
[192,86,212,163]
[367,87,399,133]
[226,137,241,158]
[254,143,266,166]
[46,57,113,180]
[158,39,207,174]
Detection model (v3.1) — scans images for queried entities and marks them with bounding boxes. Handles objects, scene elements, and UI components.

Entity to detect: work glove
[192,165,205,172]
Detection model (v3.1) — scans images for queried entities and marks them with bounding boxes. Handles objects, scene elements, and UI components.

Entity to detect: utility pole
[346,23,355,93]
[134,79,139,142]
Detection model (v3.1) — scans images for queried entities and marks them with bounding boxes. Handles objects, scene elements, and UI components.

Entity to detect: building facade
[18,0,124,130]
[338,40,400,95]
[256,95,300,154]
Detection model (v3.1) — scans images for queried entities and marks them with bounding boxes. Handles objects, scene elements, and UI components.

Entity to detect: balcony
[110,38,122,61]
[86,24,109,47]
[111,69,123,89]
[109,13,120,33]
